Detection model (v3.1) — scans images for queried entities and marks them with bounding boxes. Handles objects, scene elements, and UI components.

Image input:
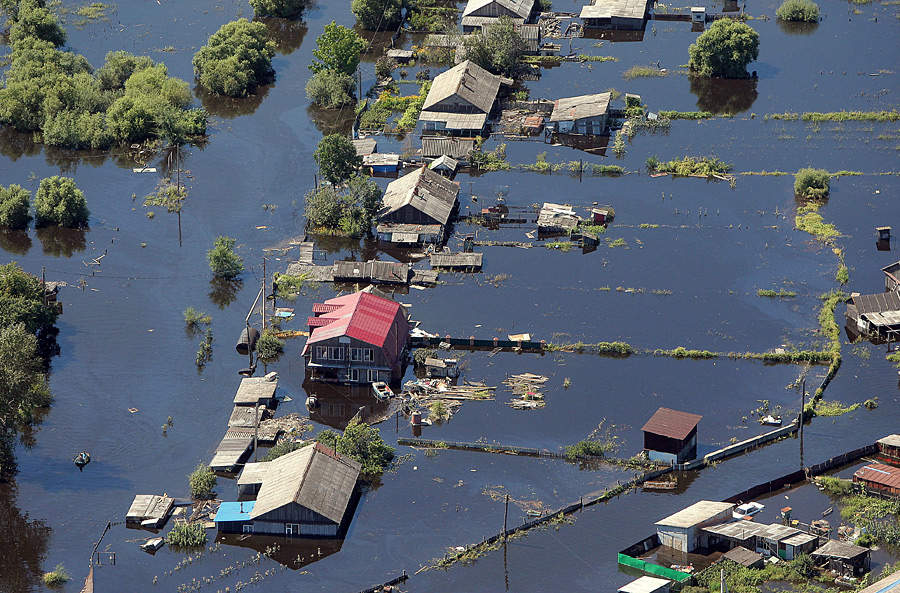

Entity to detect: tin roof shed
[642,408,703,440]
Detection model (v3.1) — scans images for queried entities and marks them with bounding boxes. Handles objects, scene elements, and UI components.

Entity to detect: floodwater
[0,0,898,590]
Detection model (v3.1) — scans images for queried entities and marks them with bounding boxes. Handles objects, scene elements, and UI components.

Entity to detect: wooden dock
[410,335,545,352]
[125,495,174,527]
[285,260,439,286]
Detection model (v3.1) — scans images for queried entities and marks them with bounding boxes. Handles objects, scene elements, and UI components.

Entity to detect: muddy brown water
[0,0,898,590]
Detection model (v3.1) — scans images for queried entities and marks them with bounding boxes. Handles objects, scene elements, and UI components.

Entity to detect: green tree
[794,167,830,198]
[8,0,65,47]
[304,175,381,236]
[776,0,819,21]
[351,0,403,31]
[688,19,759,78]
[188,464,216,498]
[249,0,306,18]
[313,134,362,185]
[0,184,31,230]
[310,21,367,76]
[256,329,284,360]
[192,19,275,97]
[305,69,355,108]
[462,16,527,78]
[95,50,155,91]
[317,418,394,478]
[207,236,244,279]
[34,176,89,228]
[0,262,60,335]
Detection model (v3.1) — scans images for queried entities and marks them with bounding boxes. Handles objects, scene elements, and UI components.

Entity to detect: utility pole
[799,377,806,468]
[503,494,509,541]
[262,257,267,331]
[253,404,260,461]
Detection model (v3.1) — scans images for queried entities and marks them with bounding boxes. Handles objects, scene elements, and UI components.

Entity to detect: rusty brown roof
[641,407,702,440]
[854,462,900,490]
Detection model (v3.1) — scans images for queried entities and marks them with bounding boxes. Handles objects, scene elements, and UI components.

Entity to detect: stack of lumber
[504,373,548,409]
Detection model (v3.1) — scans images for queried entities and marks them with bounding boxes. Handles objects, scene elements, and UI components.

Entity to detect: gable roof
[722,546,764,567]
[306,291,405,347]
[854,462,900,489]
[422,60,501,114]
[462,0,533,18]
[250,443,361,524]
[550,93,612,122]
[812,539,870,560]
[379,166,460,225]
[642,407,703,440]
[852,290,900,315]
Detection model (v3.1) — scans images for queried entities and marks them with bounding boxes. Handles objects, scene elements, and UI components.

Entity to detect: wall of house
[309,336,392,383]
[380,203,443,226]
[427,97,482,114]
[572,114,608,135]
[251,520,339,537]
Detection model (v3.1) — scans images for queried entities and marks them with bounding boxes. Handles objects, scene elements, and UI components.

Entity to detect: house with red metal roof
[642,407,702,465]
[853,462,900,499]
[301,291,410,384]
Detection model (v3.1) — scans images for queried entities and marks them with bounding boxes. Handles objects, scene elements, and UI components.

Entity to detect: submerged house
[301,291,410,384]
[216,443,361,537]
[580,0,651,30]
[811,539,871,577]
[419,60,504,136]
[853,462,900,499]
[655,500,734,553]
[548,92,612,135]
[877,434,900,464]
[376,166,460,245]
[642,407,702,464]
[461,0,534,31]
[845,290,900,341]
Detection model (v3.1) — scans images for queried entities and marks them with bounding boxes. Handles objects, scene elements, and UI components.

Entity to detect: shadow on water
[257,17,308,55]
[776,20,819,35]
[216,533,343,569]
[0,484,50,593]
[209,277,244,310]
[35,226,87,258]
[689,75,758,114]
[302,380,397,431]
[196,84,273,120]
[0,229,32,256]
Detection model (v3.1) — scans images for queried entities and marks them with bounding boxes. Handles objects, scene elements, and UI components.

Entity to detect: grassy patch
[588,164,625,176]
[564,439,614,460]
[639,223,660,228]
[757,288,797,297]
[653,346,718,359]
[42,564,70,586]
[795,203,839,242]
[810,400,860,416]
[741,170,790,176]
[657,110,713,119]
[623,66,668,79]
[605,237,627,248]
[166,522,207,547]
[545,240,574,251]
[646,155,731,177]
[545,341,633,356]
[794,167,830,198]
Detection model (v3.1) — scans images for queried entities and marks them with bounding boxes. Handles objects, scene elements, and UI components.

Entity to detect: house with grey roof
[549,92,612,135]
[419,60,504,136]
[461,0,535,31]
[376,166,460,244]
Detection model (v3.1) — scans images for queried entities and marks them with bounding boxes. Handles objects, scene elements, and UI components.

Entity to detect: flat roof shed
[722,546,764,568]
[656,501,735,529]
[812,539,871,577]
[233,376,278,406]
[618,576,671,593]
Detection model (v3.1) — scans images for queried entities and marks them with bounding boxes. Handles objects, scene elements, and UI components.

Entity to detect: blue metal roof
[214,501,254,522]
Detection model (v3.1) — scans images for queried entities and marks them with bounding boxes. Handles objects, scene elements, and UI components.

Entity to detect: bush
[0,262,60,334]
[256,329,284,360]
[305,69,355,108]
[262,439,311,461]
[34,176,89,228]
[688,20,760,78]
[856,532,876,547]
[42,564,70,586]
[352,0,403,30]
[0,184,31,229]
[310,21,367,77]
[462,16,527,78]
[249,0,306,18]
[188,464,216,499]
[776,0,819,21]
[207,236,244,279]
[183,307,211,333]
[428,400,450,422]
[564,439,612,460]
[166,522,207,547]
[375,56,397,79]
[794,167,829,198]
[305,175,381,237]
[9,0,66,47]
[317,418,395,478]
[314,134,363,185]
[818,475,853,497]
[193,19,275,97]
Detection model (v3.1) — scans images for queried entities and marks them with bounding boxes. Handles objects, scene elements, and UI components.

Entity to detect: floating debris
[504,373,549,409]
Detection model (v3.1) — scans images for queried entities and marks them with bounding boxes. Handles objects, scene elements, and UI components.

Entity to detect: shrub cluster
[688,20,759,78]
[0,184,32,230]
[34,176,89,228]
[305,175,381,237]
[207,236,244,279]
[193,19,276,97]
[317,418,395,478]
[776,0,819,22]
[306,70,355,108]
[166,522,207,547]
[188,464,216,499]
[793,167,830,198]
[250,0,307,18]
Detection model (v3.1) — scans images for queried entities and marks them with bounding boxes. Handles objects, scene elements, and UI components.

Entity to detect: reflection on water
[0,127,141,172]
[307,104,355,136]
[302,380,399,430]
[35,226,87,258]
[0,127,41,162]
[216,533,343,570]
[689,75,758,114]
[777,20,819,35]
[258,17,308,55]
[0,229,32,255]
[0,484,51,593]
[197,84,273,120]
[209,277,243,309]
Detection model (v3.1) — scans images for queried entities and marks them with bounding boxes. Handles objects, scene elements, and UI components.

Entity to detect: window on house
[285,523,300,535]
[363,348,374,361]
[242,524,253,534]
[349,368,360,382]
[367,369,380,382]
[327,346,343,360]
[315,346,326,360]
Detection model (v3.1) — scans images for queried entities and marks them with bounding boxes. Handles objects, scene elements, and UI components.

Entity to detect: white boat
[733,501,765,520]
[141,537,164,552]
[761,415,782,426]
[371,382,394,401]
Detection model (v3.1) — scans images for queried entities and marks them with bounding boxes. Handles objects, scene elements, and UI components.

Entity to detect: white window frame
[350,347,361,362]
[315,346,326,360]
[367,369,380,382]
[362,348,374,362]
[328,346,343,360]
[285,523,300,536]
[242,524,253,534]
[349,368,361,382]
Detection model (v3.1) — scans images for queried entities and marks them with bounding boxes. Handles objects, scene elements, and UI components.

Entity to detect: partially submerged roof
[363,153,400,167]
[813,539,870,560]
[380,166,460,226]
[237,461,272,486]
[854,462,900,489]
[332,260,410,284]
[422,60,501,114]
[655,501,734,528]
[421,136,476,158]
[642,407,703,440]
[537,202,580,230]
[429,154,459,172]
[550,93,612,122]
[580,0,648,20]
[461,14,525,28]
[250,443,361,524]
[722,546,764,567]
[462,0,534,18]
[419,110,488,131]
[878,434,900,448]
[351,138,376,156]
[233,376,278,405]
[126,495,173,521]
[307,291,405,347]
[851,290,900,315]
[617,576,671,593]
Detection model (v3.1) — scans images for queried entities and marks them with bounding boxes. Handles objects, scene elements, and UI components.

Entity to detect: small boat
[73,451,91,470]
[371,382,394,401]
[822,506,833,516]
[761,415,782,426]
[141,538,165,552]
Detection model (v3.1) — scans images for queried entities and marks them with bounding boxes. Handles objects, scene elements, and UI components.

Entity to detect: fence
[617,552,692,583]
[397,438,565,458]
[410,335,545,351]
[352,571,408,593]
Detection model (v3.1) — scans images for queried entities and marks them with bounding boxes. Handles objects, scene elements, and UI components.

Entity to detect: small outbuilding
[126,495,174,528]
[655,500,734,553]
[722,546,764,569]
[234,376,278,408]
[642,407,702,464]
[351,138,377,156]
[844,290,900,340]
[883,261,900,291]
[537,202,581,234]
[877,434,900,464]
[363,153,401,175]
[853,462,900,498]
[378,166,460,244]
[461,0,534,31]
[617,576,671,593]
[811,539,871,577]
[549,92,612,135]
[428,154,459,176]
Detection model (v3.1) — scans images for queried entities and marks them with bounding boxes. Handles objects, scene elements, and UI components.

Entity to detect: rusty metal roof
[642,407,702,440]
[852,290,900,315]
[854,462,900,490]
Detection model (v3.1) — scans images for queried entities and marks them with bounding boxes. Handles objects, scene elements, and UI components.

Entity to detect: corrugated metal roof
[852,290,900,315]
[854,462,900,489]
[422,60,501,114]
[351,138,376,156]
[380,166,460,226]
[419,110,488,131]
[429,155,459,171]
[421,136,476,158]
[550,93,612,122]
[655,500,734,528]
[580,0,647,19]
[214,501,255,522]
[642,407,703,440]
[332,260,410,284]
[250,443,361,524]
[312,303,343,313]
[306,291,406,348]
[462,0,533,18]
[722,546,764,567]
[782,532,818,547]
[813,539,870,560]
[759,523,801,542]
[461,15,526,27]
[702,521,768,539]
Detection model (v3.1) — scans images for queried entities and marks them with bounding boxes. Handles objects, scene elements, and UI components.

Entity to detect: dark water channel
[0,0,898,590]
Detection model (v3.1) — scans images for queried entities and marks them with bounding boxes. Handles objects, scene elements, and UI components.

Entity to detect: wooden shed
[126,495,174,528]
[877,434,900,464]
[853,462,900,499]
[811,539,871,577]
[722,546,764,569]
[642,407,702,464]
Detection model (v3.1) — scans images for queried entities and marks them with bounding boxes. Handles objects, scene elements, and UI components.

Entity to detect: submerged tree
[249,0,307,18]
[193,19,276,97]
[317,418,394,479]
[305,174,381,237]
[462,16,527,79]
[8,0,66,47]
[207,236,244,279]
[0,184,31,230]
[33,176,89,228]
[309,21,367,77]
[688,19,759,78]
[305,70,355,108]
[351,0,403,31]
[313,134,362,185]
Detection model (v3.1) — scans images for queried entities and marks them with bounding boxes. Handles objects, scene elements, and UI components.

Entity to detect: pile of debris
[257,413,312,440]
[404,378,496,401]
[504,373,548,409]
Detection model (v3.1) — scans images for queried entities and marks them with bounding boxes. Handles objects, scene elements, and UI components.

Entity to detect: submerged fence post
[503,494,509,542]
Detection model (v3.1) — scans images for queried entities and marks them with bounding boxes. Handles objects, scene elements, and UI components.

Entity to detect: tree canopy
[249,0,306,18]
[317,419,395,478]
[0,184,31,230]
[305,69,355,108]
[688,20,760,78]
[8,0,65,47]
[207,236,244,279]
[305,175,381,236]
[462,16,527,79]
[351,0,403,31]
[313,134,363,185]
[310,21,368,76]
[34,176,89,228]
[193,19,276,97]
[776,0,819,22]
[0,262,60,336]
